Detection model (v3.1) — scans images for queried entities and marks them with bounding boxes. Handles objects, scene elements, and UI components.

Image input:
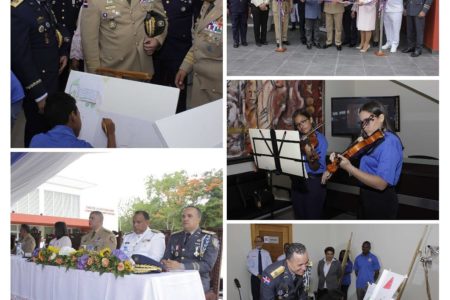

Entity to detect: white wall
[227,224,439,300]
[325,80,439,158]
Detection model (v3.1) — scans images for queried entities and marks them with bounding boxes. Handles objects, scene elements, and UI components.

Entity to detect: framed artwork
[227,80,324,163]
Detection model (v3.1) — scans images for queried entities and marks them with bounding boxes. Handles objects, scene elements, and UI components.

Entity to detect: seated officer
[260,243,310,300]
[30,92,116,148]
[161,206,220,297]
[80,211,117,251]
[120,211,165,262]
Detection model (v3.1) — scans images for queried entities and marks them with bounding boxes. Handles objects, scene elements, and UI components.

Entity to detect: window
[44,191,80,218]
[12,189,39,214]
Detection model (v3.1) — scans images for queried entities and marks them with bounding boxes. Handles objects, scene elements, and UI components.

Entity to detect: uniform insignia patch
[262,276,271,285]
[11,0,24,7]
[270,266,285,279]
[212,237,219,249]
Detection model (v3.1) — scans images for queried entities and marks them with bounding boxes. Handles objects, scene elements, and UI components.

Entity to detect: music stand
[249,128,309,178]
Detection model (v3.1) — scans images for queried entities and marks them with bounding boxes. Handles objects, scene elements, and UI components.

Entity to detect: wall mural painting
[227,80,324,161]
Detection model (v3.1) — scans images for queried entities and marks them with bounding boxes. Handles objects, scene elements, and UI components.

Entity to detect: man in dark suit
[228,0,250,48]
[402,0,434,57]
[317,247,342,299]
[152,0,202,113]
[11,0,71,147]
[162,206,219,295]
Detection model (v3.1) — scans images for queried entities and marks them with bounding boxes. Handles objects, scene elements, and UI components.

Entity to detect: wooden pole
[338,232,353,286]
[397,225,429,300]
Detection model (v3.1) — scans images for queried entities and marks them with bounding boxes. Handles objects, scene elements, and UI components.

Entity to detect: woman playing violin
[291,109,328,219]
[322,101,403,219]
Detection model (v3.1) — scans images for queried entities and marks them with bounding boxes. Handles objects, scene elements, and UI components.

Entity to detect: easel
[249,128,310,215]
[95,67,152,82]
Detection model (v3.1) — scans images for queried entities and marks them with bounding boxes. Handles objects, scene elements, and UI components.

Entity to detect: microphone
[234,278,241,288]
[234,278,243,300]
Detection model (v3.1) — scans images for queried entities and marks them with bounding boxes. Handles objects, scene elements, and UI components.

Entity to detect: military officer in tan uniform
[175,0,222,109]
[80,0,167,76]
[324,0,345,50]
[272,0,292,48]
[17,224,36,254]
[80,211,117,251]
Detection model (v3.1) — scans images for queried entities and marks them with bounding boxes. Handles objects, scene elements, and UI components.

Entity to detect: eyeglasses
[295,119,309,127]
[360,114,376,129]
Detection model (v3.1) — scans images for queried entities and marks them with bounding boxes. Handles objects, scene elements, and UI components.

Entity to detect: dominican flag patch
[262,276,271,285]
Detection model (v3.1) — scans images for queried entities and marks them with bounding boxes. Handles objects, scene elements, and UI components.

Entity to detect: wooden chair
[95,67,152,82]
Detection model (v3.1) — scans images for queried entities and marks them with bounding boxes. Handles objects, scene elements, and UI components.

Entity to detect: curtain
[11,153,84,205]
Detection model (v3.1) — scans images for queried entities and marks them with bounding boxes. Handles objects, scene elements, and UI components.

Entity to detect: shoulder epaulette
[270,266,285,279]
[124,231,133,236]
[172,230,184,235]
[11,0,23,8]
[151,229,162,234]
[202,229,217,235]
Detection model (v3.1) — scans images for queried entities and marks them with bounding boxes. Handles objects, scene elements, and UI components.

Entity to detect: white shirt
[247,248,272,276]
[385,0,403,13]
[120,227,165,261]
[322,258,337,289]
[49,236,72,249]
[277,254,286,261]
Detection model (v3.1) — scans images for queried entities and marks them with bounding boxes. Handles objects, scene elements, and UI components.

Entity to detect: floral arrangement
[31,246,133,278]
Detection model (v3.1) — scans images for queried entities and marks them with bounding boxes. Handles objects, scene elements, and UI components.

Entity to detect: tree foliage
[119,170,223,233]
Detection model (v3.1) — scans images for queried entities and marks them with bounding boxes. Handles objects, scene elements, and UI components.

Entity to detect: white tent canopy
[11,153,84,205]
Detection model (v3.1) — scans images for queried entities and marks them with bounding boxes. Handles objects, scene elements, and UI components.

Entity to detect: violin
[326,129,385,174]
[299,123,323,164]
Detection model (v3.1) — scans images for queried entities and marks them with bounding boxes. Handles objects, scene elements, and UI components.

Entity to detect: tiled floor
[227,25,439,76]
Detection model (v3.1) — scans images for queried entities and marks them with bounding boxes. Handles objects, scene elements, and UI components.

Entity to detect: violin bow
[300,123,324,141]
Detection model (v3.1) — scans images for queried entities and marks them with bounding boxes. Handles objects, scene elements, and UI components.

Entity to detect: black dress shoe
[411,49,422,57]
[349,43,356,48]
[256,42,262,47]
[242,42,248,46]
[233,43,239,48]
[262,41,268,45]
[307,44,312,49]
[336,45,342,51]
[323,44,331,49]
[283,41,290,45]
[342,41,349,46]
[402,47,415,53]
[301,39,307,45]
[314,43,323,49]
[372,41,379,47]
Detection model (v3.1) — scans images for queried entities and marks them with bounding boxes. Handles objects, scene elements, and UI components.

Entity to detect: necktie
[184,232,191,245]
[258,249,263,275]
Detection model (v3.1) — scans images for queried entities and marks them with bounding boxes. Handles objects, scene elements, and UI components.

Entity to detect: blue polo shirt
[304,131,328,174]
[354,252,380,288]
[341,259,353,286]
[30,125,93,148]
[359,131,403,186]
[11,71,25,103]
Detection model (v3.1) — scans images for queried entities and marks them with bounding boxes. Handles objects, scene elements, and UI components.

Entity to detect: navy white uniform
[404,0,434,54]
[163,228,219,292]
[121,227,166,261]
[359,131,403,219]
[247,248,272,300]
[260,259,308,300]
[152,0,201,113]
[11,0,71,147]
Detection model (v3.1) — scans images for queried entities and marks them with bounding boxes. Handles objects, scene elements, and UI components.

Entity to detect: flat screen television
[331,96,400,136]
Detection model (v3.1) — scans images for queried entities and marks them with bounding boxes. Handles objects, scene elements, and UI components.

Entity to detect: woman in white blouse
[49,222,72,248]
[353,0,377,52]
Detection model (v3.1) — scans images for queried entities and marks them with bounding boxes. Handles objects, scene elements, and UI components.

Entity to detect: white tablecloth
[11,256,206,300]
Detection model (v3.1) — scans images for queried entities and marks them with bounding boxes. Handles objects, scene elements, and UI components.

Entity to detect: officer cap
[144,11,166,37]
[131,254,163,274]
